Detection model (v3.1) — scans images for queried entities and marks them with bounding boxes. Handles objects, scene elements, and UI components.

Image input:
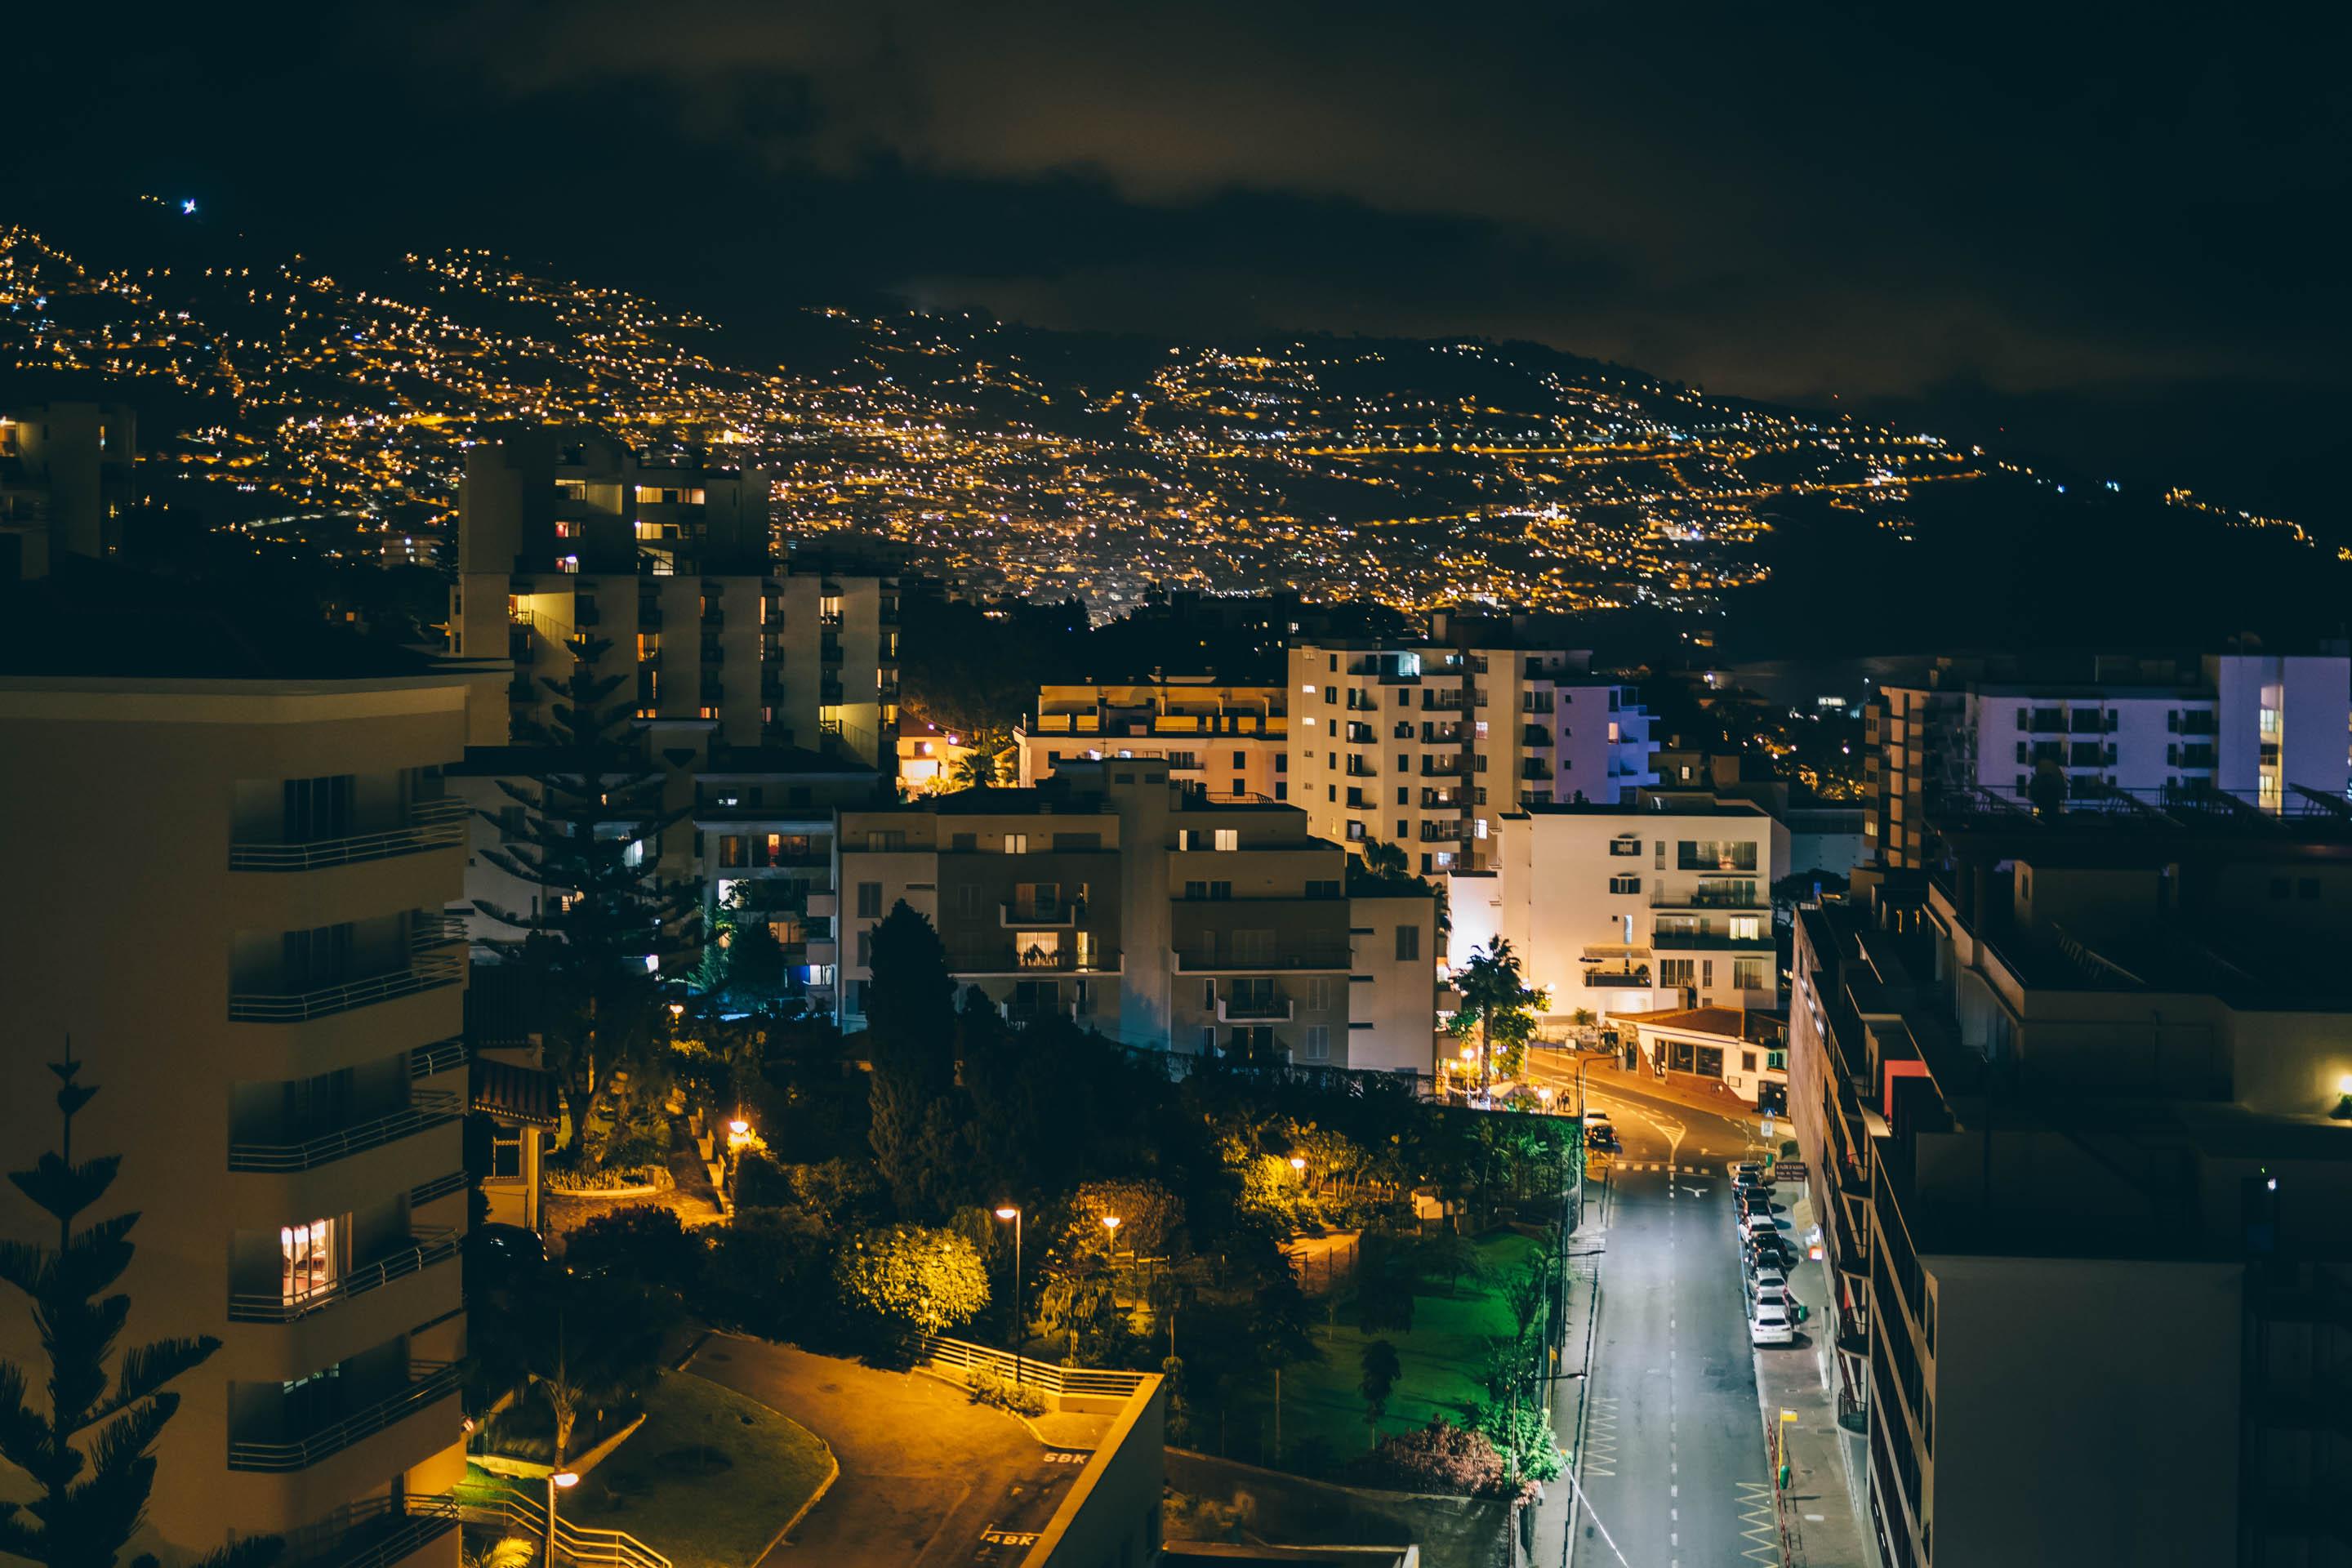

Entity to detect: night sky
[17,2,2350,520]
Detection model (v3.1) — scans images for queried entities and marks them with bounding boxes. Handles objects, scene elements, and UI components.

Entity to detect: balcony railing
[1650,889,1765,910]
[409,1170,468,1207]
[1000,999,1078,1025]
[408,914,468,954]
[1217,997,1294,1022]
[229,1227,460,1322]
[1001,900,1085,927]
[227,1361,463,1472]
[229,956,462,1022]
[408,1038,467,1077]
[1649,930,1773,951]
[1176,947,1350,972]
[228,1093,462,1173]
[1584,966,1652,987]
[951,947,1119,974]
[229,800,470,872]
[287,1495,460,1568]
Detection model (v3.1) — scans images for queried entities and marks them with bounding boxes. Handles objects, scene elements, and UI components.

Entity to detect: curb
[750,1445,840,1563]
[1562,1165,1612,1568]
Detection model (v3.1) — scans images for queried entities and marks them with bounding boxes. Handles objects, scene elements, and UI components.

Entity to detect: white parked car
[1751,1301,1796,1346]
[1752,1266,1789,1296]
[1754,1282,1798,1318]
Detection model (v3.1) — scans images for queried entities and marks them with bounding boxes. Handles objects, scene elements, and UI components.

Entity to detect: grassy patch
[453,1463,530,1510]
[1227,1232,1539,1470]
[564,1370,833,1568]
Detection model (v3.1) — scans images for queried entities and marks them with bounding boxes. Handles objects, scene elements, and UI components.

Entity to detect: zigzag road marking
[1584,1395,1620,1479]
[1735,1479,1783,1566]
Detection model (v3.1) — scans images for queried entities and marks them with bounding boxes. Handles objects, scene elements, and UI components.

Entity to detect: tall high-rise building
[1288,612,1657,874]
[1864,650,2352,869]
[833,758,1438,1074]
[0,399,137,579]
[0,586,474,1568]
[448,428,900,765]
[1789,800,2352,1568]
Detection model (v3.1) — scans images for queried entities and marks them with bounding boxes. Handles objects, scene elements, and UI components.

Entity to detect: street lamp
[1101,1214,1122,1250]
[724,1115,754,1200]
[994,1205,1023,1378]
[546,1469,580,1562]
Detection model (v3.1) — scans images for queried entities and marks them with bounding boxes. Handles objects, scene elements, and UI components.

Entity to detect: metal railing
[287,1495,459,1568]
[408,914,468,953]
[1649,930,1773,951]
[229,799,470,872]
[1176,947,1351,972]
[409,1170,468,1207]
[229,1228,460,1322]
[915,1334,1152,1400]
[226,1362,463,1472]
[1000,900,1084,927]
[229,1094,461,1173]
[1216,997,1294,1022]
[408,1038,467,1078]
[229,956,462,1022]
[951,947,1120,974]
[1583,967,1651,987]
[453,1488,671,1568]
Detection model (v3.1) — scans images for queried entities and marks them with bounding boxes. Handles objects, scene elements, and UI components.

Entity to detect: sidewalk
[1753,1180,1878,1568]
[1530,1165,1609,1567]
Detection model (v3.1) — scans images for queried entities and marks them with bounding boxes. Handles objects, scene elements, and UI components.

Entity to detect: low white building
[1450,792,1790,1020]
[1606,1004,1789,1109]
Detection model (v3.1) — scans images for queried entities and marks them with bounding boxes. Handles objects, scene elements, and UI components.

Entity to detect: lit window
[281,1218,338,1305]
[1214,828,1239,852]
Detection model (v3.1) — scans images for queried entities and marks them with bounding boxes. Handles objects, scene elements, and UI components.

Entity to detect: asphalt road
[1544,1067,1780,1568]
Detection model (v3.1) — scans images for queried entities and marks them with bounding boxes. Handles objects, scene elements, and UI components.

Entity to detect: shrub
[702,1206,833,1339]
[962,1365,1049,1417]
[546,1163,672,1194]
[1356,1417,1523,1498]
[565,1203,706,1291]
[834,1223,991,1337]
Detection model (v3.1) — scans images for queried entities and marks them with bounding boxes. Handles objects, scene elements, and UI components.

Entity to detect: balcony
[1420,757,1470,778]
[1217,996,1294,1022]
[229,956,462,1023]
[1176,947,1350,973]
[408,914,467,955]
[637,602,663,629]
[1001,999,1078,1025]
[701,607,725,629]
[229,800,469,873]
[951,947,1120,975]
[1001,899,1085,927]
[284,1495,460,1568]
[227,1361,463,1472]
[1521,725,1552,746]
[229,1093,462,1173]
[1520,760,1554,781]
[408,1038,467,1077]
[229,1228,460,1323]
[1649,929,1773,951]
[1584,966,1652,987]
[1650,887,1764,910]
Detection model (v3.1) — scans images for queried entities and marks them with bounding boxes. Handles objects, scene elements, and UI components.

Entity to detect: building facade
[1788,799,2352,1568]
[1016,679,1288,801]
[1288,614,1657,875]
[448,428,900,765]
[1865,651,2352,869]
[1450,793,1789,1019]
[832,759,1436,1074]
[1,399,137,579]
[0,667,474,1568]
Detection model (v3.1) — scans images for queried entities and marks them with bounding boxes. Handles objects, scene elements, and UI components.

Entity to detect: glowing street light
[994,1205,1024,1378]
[547,1469,580,1561]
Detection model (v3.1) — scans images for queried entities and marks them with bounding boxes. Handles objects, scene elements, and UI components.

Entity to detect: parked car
[1755,1282,1798,1318]
[1752,1266,1790,1296]
[1731,1161,1770,1187]
[1741,1211,1783,1239]
[1748,1243,1798,1277]
[1751,1301,1796,1346]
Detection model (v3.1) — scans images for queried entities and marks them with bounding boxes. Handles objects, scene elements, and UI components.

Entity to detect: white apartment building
[1450,792,1789,1020]
[1289,615,1658,875]
[1,651,474,1568]
[448,428,900,764]
[1868,651,2352,868]
[833,759,1437,1075]
[1017,678,1289,803]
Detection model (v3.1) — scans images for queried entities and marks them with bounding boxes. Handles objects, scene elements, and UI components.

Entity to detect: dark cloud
[13,0,2349,514]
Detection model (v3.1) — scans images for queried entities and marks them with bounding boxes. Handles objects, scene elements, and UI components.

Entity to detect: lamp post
[994,1205,1023,1379]
[546,1469,579,1563]
[724,1115,753,1204]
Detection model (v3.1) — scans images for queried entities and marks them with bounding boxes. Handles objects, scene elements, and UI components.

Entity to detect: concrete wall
[1347,894,1438,1076]
[1027,1379,1168,1568]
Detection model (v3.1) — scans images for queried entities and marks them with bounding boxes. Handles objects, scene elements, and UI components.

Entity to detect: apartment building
[833,759,1437,1074]
[1,399,137,579]
[1016,677,1288,800]
[1288,612,1658,874]
[1788,796,2352,1568]
[1865,650,2352,868]
[1450,792,1789,1031]
[448,428,901,764]
[0,605,473,1567]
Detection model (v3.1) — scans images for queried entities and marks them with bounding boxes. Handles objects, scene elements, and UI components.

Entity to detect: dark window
[1395,925,1420,961]
[857,881,883,918]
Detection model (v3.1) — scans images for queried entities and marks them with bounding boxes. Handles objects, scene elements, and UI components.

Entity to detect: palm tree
[1360,1339,1402,1447]
[1447,939,1549,1090]
[948,748,1000,790]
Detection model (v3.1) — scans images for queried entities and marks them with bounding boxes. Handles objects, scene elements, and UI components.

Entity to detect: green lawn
[563,1370,834,1568]
[1229,1232,1539,1469]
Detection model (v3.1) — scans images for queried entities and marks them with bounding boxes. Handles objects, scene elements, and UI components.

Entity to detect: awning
[472,1058,559,1129]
